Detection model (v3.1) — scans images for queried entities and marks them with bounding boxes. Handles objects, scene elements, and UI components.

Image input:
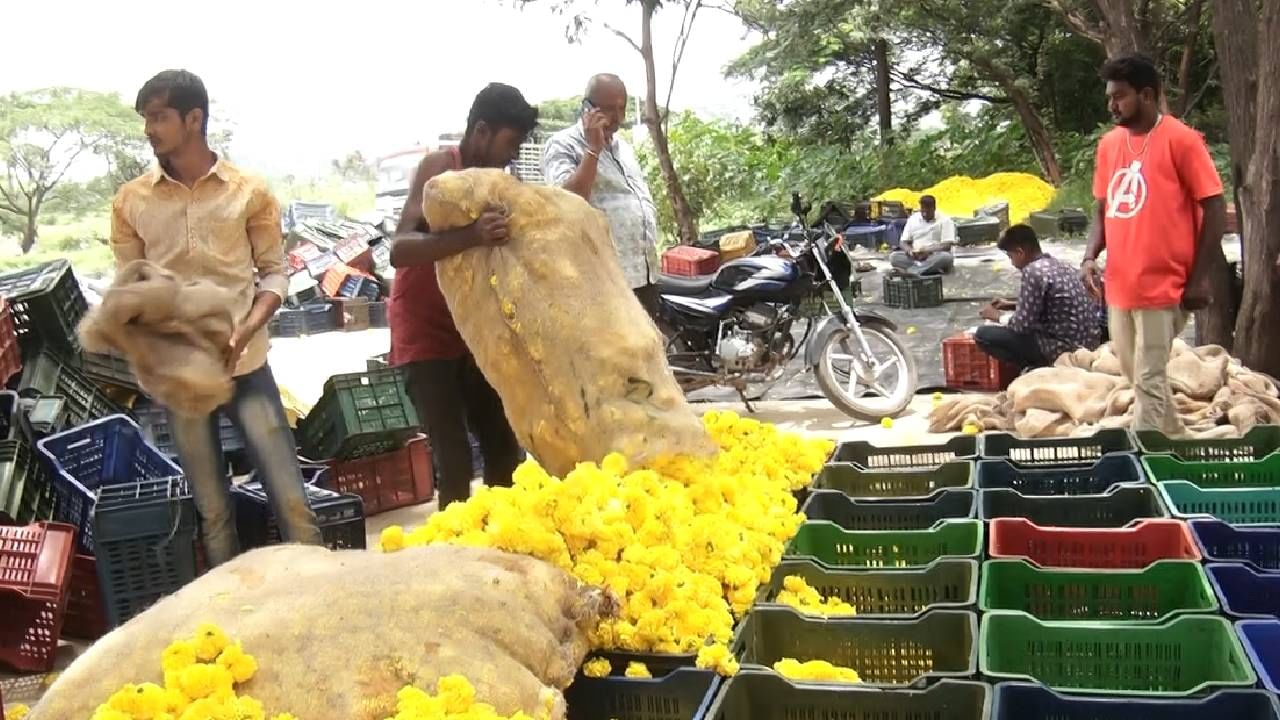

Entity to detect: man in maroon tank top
[388,83,539,507]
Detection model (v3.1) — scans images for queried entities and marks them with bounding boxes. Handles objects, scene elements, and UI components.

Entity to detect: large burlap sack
[31,545,615,720]
[423,169,713,476]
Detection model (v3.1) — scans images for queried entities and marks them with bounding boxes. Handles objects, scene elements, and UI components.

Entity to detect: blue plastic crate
[976,454,1144,495]
[36,415,182,553]
[92,476,197,629]
[1207,563,1280,619]
[702,671,991,720]
[1190,519,1280,572]
[992,682,1280,720]
[564,667,717,720]
[131,398,245,458]
[1238,620,1280,693]
[232,480,366,551]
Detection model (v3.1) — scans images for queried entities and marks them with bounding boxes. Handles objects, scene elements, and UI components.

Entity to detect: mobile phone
[580,98,596,116]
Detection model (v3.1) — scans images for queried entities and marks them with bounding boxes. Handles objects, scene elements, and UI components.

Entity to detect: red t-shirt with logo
[388,147,470,364]
[1092,116,1223,310]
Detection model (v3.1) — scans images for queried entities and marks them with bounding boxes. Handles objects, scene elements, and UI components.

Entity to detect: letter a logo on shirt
[1106,160,1147,219]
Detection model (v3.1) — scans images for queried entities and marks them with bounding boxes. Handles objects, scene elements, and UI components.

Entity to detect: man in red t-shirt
[1081,55,1225,434]
[388,83,538,507]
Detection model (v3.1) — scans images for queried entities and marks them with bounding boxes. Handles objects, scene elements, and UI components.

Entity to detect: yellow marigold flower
[696,643,740,677]
[191,623,231,661]
[380,525,406,553]
[623,661,651,679]
[216,642,259,684]
[6,705,30,720]
[774,657,862,683]
[176,662,235,700]
[162,640,198,673]
[582,657,612,678]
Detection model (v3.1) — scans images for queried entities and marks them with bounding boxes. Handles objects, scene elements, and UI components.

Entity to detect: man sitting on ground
[976,224,1102,370]
[889,194,955,275]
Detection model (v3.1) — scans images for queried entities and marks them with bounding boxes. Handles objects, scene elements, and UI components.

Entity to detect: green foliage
[331,151,375,183]
[0,87,138,251]
[269,175,375,219]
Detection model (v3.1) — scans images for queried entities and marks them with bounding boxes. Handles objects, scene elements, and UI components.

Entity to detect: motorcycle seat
[656,273,715,297]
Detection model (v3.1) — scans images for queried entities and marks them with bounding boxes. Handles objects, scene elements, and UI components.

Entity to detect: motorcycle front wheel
[813,322,917,422]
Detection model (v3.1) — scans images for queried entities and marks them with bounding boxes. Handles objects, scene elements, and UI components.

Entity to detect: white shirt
[900,211,956,253]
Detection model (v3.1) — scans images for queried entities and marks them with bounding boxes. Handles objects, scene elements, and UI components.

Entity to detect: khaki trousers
[1109,306,1188,434]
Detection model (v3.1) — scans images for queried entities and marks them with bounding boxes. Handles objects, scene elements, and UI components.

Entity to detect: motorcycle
[656,193,918,421]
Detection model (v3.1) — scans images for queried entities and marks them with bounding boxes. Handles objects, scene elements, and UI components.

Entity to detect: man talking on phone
[542,74,661,315]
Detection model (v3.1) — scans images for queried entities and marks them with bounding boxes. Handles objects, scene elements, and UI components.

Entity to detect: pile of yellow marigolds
[874,172,1056,225]
[382,411,833,676]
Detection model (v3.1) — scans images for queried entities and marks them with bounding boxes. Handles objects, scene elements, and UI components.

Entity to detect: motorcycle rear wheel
[813,322,917,422]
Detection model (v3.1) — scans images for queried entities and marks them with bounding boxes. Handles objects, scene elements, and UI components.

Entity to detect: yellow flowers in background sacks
[873,172,1056,224]
[773,658,863,683]
[384,411,834,661]
[775,576,857,617]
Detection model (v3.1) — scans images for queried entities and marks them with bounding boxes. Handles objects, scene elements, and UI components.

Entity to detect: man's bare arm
[389,153,481,268]
[1188,194,1226,283]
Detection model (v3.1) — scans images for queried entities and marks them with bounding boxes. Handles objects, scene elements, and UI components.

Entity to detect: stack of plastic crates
[131,397,245,460]
[320,433,433,516]
[0,299,22,386]
[1132,427,1280,696]
[0,259,87,361]
[17,350,123,428]
[297,368,420,461]
[0,391,55,525]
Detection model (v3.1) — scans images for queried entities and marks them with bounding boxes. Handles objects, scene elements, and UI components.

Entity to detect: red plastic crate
[61,553,105,639]
[0,521,75,672]
[943,333,1019,391]
[988,518,1202,569]
[323,435,433,515]
[0,300,21,386]
[335,237,373,273]
[661,246,719,277]
[286,241,322,274]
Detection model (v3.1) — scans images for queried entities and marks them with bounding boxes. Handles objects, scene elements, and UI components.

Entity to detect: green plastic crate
[1156,481,1280,525]
[978,559,1217,621]
[882,274,943,309]
[979,611,1256,696]
[704,672,991,720]
[800,489,976,531]
[733,607,978,687]
[0,437,54,524]
[1135,426,1280,462]
[298,368,420,460]
[1143,453,1280,488]
[785,519,983,568]
[758,557,978,617]
[979,485,1168,527]
[814,460,974,499]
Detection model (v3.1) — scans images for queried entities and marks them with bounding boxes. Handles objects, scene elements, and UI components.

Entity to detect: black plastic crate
[0,260,87,360]
[830,436,978,471]
[93,476,198,628]
[268,302,339,338]
[21,396,70,438]
[814,461,974,500]
[0,437,54,524]
[705,672,991,720]
[131,398,245,457]
[564,668,718,720]
[993,682,1279,720]
[976,454,1145,495]
[731,607,978,687]
[980,485,1169,527]
[1029,209,1089,239]
[297,368,420,460]
[758,557,978,618]
[233,480,366,550]
[369,301,388,328]
[76,351,138,392]
[882,273,943,309]
[17,350,124,427]
[981,429,1135,466]
[800,489,977,531]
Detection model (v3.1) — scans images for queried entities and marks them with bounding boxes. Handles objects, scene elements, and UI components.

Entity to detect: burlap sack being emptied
[423,168,714,476]
[30,545,616,720]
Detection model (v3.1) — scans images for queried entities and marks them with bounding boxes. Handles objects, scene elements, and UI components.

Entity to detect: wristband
[585,148,600,159]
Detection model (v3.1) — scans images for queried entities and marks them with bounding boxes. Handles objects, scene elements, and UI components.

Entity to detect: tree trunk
[21,216,37,254]
[980,59,1062,185]
[1093,0,1146,56]
[1194,245,1235,350]
[874,38,893,147]
[1175,0,1204,117]
[1216,0,1280,377]
[639,1,698,246]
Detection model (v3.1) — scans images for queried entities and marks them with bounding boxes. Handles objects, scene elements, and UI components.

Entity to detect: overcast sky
[4,0,760,176]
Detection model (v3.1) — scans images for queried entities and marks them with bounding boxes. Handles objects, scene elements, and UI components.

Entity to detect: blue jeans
[169,363,321,566]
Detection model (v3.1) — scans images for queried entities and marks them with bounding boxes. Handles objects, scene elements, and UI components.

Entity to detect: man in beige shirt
[111,69,320,566]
